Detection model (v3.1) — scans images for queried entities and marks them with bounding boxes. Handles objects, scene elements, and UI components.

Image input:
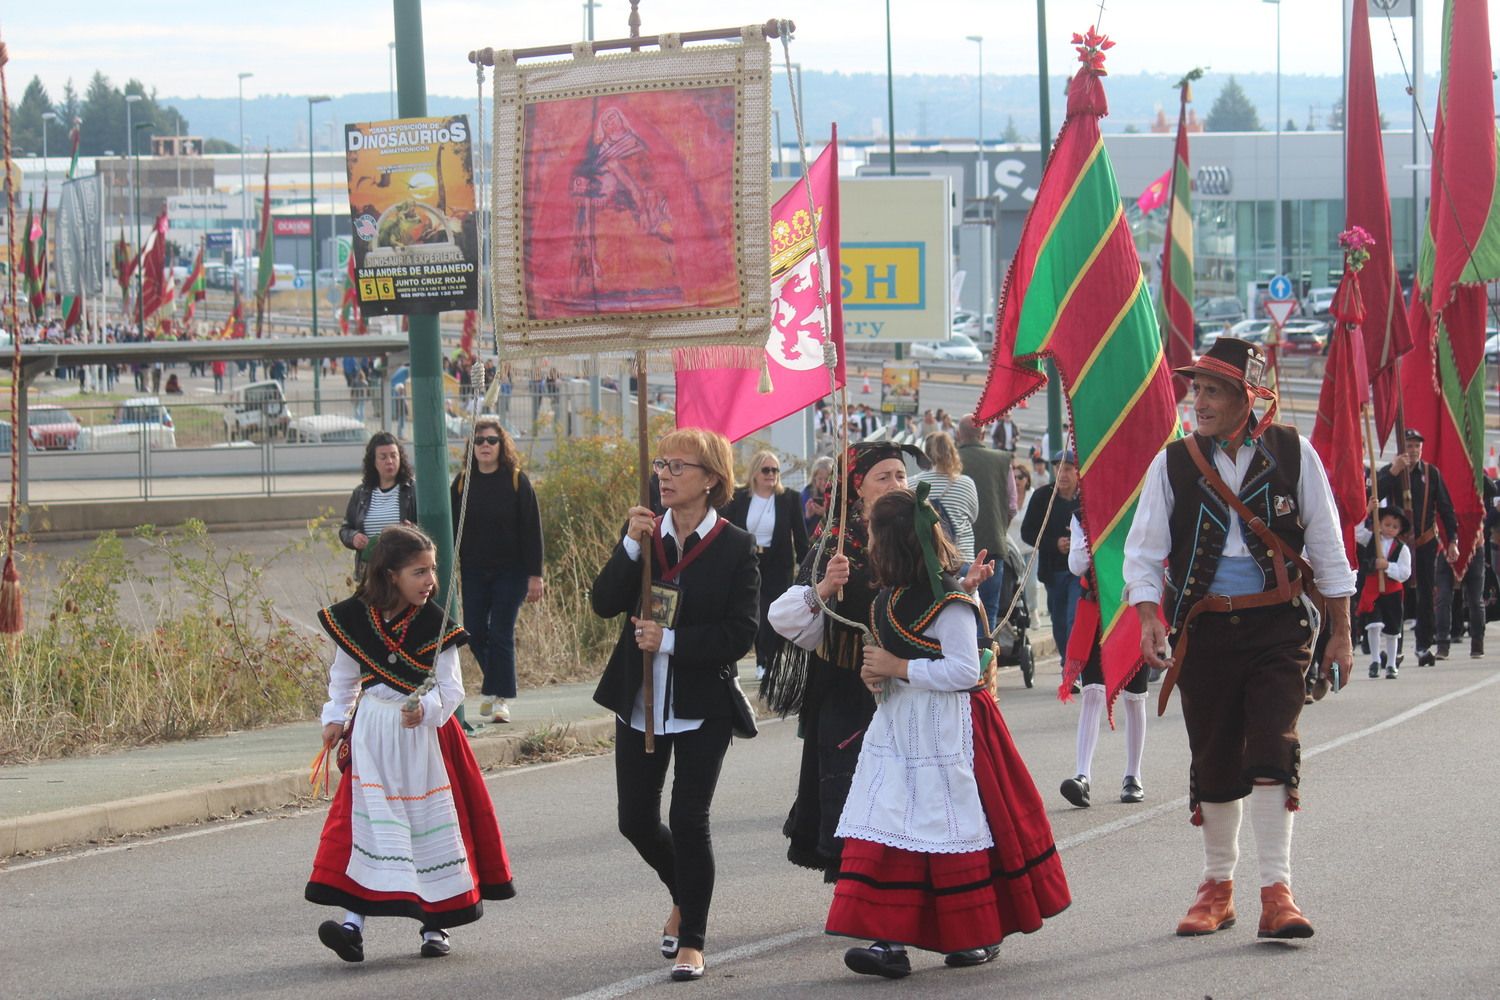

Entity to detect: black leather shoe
[419,928,451,958]
[1121,777,1144,803]
[944,944,1001,968]
[844,943,912,979]
[1435,644,1450,660]
[318,920,364,963]
[1472,638,1485,658]
[1060,775,1090,808]
[1417,649,1436,667]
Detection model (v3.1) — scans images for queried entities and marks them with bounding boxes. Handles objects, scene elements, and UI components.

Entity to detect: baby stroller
[992,546,1036,687]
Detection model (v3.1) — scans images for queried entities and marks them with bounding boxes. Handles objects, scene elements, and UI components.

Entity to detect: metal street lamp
[40,110,58,183]
[237,71,254,298]
[966,34,988,330]
[125,94,145,335]
[584,0,602,41]
[308,95,331,414]
[1264,0,1282,282]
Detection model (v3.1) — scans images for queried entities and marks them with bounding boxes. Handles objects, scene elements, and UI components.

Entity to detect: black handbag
[723,667,758,739]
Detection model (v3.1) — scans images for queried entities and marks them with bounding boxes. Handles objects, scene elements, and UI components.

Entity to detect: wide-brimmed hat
[1375,498,1411,534]
[1174,336,1279,435]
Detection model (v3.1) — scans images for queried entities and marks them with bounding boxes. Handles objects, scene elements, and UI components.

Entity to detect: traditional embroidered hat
[1174,336,1279,436]
[845,441,930,494]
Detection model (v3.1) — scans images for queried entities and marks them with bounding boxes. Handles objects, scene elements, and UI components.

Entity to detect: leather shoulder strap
[1184,435,1315,596]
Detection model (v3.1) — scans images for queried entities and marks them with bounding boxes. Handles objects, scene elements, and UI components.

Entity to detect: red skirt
[825,691,1071,952]
[305,715,514,927]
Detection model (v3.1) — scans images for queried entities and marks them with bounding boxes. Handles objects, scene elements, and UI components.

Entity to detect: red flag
[139,209,170,325]
[1347,0,1412,448]
[675,132,844,441]
[461,310,478,362]
[1135,166,1171,214]
[1312,267,1372,564]
[1156,76,1197,402]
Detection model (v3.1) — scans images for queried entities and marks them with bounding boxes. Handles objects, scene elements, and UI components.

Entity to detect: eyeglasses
[475,435,502,446]
[760,466,780,475]
[652,458,705,476]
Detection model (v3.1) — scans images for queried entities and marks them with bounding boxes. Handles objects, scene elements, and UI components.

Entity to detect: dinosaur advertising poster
[345,115,478,316]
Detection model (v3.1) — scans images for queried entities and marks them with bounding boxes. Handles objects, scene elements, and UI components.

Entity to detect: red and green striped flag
[1401,0,1500,576]
[255,152,276,300]
[181,246,206,325]
[21,199,41,321]
[975,28,1180,701]
[1157,69,1203,401]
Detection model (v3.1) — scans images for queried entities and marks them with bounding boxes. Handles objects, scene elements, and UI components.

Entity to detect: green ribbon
[913,481,945,597]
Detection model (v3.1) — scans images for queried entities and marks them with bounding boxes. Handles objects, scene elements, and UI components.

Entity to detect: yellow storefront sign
[840,243,925,309]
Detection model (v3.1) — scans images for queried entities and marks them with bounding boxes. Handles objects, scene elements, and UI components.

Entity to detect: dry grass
[0,522,328,764]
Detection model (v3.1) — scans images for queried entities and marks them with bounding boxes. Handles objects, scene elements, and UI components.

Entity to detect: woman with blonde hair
[451,416,545,724]
[910,432,981,570]
[723,449,809,678]
[592,427,761,982]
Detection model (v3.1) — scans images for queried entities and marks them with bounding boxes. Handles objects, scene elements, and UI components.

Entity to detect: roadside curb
[0,714,620,861]
[2,636,1058,861]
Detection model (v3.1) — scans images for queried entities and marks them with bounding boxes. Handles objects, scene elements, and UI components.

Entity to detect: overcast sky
[2,1,1484,99]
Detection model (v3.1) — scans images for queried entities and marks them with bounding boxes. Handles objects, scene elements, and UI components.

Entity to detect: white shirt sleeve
[622,534,642,561]
[419,645,465,728]
[1296,436,1358,598]
[1354,521,1373,545]
[1067,514,1091,577]
[904,601,983,691]
[1123,450,1174,605]
[321,646,362,725]
[768,583,826,649]
[1386,539,1413,584]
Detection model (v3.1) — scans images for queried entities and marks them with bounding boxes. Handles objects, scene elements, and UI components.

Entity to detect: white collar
[662,506,717,546]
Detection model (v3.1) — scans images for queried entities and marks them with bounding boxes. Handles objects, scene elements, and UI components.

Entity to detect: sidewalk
[0,636,1057,861]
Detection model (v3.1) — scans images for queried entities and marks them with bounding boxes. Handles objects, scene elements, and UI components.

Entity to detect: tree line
[6,73,237,161]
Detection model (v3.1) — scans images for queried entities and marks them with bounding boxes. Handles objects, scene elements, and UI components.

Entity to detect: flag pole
[1363,401,1385,591]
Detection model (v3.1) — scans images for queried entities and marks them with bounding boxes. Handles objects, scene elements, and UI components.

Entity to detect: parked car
[223,380,291,440]
[1194,296,1246,327]
[1484,328,1500,363]
[315,267,345,289]
[951,310,980,337]
[910,332,984,363]
[28,404,82,450]
[1303,286,1338,319]
[76,397,177,451]
[1200,318,1270,352]
[284,414,367,444]
[1278,319,1331,354]
[206,265,235,290]
[0,422,36,454]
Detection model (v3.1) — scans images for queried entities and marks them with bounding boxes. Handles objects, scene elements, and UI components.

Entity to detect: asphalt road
[4,658,1498,999]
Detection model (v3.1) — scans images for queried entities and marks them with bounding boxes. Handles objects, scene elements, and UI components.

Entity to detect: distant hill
[163,70,1452,152]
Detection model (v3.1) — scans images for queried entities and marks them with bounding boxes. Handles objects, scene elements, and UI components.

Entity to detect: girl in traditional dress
[306,524,514,962]
[826,485,1070,978]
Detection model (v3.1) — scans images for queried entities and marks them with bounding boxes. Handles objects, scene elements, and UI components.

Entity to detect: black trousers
[1435,551,1486,647]
[1408,539,1439,649]
[614,717,733,952]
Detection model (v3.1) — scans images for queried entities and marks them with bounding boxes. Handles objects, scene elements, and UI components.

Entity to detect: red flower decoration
[1072,25,1114,76]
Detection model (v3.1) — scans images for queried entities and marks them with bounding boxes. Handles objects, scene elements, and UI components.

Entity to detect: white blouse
[321,643,463,729]
[834,599,994,855]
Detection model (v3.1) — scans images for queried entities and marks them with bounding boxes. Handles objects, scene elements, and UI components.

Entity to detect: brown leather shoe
[1257,882,1314,939]
[1175,879,1236,936]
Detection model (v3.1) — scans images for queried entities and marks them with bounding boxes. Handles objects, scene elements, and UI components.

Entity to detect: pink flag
[675,132,844,441]
[1135,166,1171,214]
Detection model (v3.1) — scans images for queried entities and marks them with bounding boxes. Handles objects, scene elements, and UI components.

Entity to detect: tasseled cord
[0,37,27,635]
[758,353,774,394]
[0,554,21,634]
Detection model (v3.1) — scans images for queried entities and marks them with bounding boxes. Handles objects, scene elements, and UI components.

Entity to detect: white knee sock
[1382,632,1400,671]
[1199,798,1242,882]
[1120,690,1147,780]
[1249,783,1294,888]
[1365,623,1384,664]
[1074,684,1106,780]
[342,911,365,930]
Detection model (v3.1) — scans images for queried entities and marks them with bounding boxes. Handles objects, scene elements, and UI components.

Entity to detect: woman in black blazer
[591,427,760,983]
[722,450,810,677]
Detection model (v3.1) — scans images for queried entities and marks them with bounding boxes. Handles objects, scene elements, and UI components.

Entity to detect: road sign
[1268,274,1293,300]
[1266,299,1298,327]
[293,275,307,289]
[336,236,353,268]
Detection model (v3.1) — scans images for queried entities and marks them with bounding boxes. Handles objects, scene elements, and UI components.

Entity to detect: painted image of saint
[521,87,741,320]
[569,107,680,308]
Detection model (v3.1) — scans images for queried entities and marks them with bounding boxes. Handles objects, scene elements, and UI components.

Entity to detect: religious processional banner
[54,174,104,298]
[489,28,773,363]
[345,116,480,316]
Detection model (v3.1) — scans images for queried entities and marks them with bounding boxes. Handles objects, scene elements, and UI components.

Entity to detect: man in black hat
[1122,337,1355,942]
[1377,428,1459,663]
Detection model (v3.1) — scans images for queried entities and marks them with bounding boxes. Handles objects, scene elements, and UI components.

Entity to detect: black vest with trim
[1164,425,1306,636]
[317,597,469,694]
[869,575,979,662]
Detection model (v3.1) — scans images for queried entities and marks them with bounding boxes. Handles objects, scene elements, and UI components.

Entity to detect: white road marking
[564,929,818,1000]
[2,816,280,873]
